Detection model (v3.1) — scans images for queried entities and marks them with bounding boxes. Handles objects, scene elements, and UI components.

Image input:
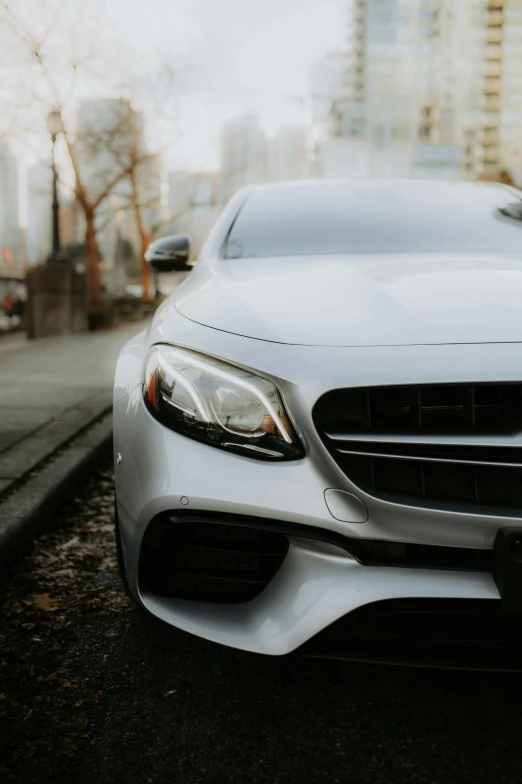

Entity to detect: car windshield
[223,182,522,259]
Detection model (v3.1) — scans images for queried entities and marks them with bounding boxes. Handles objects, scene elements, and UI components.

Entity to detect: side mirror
[145,234,192,272]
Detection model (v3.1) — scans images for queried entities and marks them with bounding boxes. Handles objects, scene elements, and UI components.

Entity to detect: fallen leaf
[61,537,80,550]
[97,558,117,571]
[32,593,59,611]
[54,569,75,579]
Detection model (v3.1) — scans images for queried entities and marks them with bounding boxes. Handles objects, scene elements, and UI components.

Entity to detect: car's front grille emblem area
[139,513,289,603]
[313,383,522,511]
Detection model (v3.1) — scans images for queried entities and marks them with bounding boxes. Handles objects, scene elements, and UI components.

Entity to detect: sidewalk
[0,320,149,570]
[0,321,148,496]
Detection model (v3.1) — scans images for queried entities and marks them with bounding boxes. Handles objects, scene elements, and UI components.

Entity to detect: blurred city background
[0,0,521,333]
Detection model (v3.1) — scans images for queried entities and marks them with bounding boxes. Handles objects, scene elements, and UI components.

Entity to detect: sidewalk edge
[0,413,113,576]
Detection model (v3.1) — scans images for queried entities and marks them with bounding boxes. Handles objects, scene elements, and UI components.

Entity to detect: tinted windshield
[223,182,522,259]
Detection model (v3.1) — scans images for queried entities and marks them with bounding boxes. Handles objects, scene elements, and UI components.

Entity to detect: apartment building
[0,144,21,270]
[342,0,522,181]
[219,115,268,203]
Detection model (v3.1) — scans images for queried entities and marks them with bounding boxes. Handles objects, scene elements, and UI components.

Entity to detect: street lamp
[46,109,68,263]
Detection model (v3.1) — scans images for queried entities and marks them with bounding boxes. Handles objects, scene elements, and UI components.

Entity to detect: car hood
[174,253,522,347]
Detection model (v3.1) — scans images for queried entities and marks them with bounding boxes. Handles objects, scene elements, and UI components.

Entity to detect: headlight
[142,344,304,460]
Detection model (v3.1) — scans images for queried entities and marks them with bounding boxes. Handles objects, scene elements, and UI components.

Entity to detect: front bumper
[141,535,498,657]
[114,384,512,657]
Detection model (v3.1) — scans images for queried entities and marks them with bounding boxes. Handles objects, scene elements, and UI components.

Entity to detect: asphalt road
[2,468,522,784]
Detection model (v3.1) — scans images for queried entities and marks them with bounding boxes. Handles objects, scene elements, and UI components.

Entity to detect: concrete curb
[0,412,113,576]
[0,391,113,499]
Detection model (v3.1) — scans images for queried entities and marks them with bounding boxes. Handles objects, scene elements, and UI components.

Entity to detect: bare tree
[64,116,136,305]
[129,161,154,303]
[0,1,178,308]
[66,98,161,304]
[97,103,162,303]
[111,68,180,303]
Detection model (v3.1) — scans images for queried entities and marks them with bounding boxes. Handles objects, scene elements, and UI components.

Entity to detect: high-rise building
[26,161,52,266]
[346,0,418,146]
[220,115,268,203]
[268,127,309,182]
[167,170,221,257]
[480,0,522,181]
[167,170,192,219]
[311,1,419,179]
[168,170,220,218]
[413,0,483,178]
[310,52,350,126]
[0,144,21,272]
[340,0,522,181]
[27,161,82,266]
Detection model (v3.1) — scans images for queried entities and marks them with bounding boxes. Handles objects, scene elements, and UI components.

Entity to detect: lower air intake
[305,599,522,669]
[139,512,289,603]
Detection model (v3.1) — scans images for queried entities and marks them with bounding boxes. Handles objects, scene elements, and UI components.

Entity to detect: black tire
[114,498,137,604]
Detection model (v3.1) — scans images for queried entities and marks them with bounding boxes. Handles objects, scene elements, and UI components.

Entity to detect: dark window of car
[223,182,522,259]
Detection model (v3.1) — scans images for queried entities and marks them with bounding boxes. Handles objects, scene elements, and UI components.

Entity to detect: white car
[114,179,522,668]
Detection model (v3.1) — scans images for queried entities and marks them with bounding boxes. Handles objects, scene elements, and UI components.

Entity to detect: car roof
[250,178,517,198]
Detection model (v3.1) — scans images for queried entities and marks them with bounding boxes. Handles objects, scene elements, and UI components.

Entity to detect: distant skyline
[5,0,347,224]
[101,0,347,170]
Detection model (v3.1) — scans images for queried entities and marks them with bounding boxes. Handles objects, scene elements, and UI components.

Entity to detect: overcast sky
[84,0,347,168]
[3,0,347,221]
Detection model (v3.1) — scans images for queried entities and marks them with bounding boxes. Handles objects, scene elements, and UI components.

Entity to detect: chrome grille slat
[324,432,522,446]
[337,447,522,469]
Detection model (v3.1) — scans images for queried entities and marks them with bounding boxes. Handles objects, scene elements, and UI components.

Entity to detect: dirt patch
[0,467,131,781]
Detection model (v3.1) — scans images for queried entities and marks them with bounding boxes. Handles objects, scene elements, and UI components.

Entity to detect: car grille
[313,383,522,512]
[139,512,289,603]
